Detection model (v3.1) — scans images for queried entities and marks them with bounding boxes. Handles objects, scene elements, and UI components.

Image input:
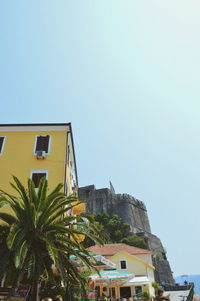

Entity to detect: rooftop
[88,243,151,256]
[0,123,71,127]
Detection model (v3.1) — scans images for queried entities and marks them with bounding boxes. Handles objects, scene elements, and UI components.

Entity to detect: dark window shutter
[0,137,4,153]
[35,136,43,152]
[35,136,49,153]
[32,173,47,188]
[43,135,49,153]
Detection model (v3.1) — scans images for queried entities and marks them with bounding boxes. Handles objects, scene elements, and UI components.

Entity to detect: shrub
[142,290,151,301]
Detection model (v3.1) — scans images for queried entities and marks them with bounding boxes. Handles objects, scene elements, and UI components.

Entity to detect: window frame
[135,286,142,295]
[120,259,127,270]
[109,287,116,298]
[34,135,51,155]
[30,169,48,188]
[0,136,6,155]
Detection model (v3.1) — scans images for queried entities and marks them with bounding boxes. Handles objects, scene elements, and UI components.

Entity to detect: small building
[89,243,155,299]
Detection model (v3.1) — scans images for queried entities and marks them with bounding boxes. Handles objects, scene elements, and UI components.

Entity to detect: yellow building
[0,123,83,215]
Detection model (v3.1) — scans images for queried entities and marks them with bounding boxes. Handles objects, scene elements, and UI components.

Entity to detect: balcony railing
[164,283,194,301]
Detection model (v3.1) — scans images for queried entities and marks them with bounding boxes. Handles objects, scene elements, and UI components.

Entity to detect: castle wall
[79,184,174,284]
[79,185,151,233]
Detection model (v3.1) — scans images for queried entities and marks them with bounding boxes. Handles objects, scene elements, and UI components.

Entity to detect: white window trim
[30,169,49,182]
[0,136,6,155]
[33,135,51,155]
[120,259,128,270]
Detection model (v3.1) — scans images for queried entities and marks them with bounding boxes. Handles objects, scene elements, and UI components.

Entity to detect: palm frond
[28,178,37,207]
[7,224,24,250]
[14,240,28,268]
[0,212,17,225]
[0,176,104,291]
[37,177,48,210]
[11,176,29,208]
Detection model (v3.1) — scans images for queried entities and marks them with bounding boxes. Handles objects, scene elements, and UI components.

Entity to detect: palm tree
[0,176,102,301]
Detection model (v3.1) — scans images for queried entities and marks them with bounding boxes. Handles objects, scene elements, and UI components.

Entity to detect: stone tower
[79,184,174,285]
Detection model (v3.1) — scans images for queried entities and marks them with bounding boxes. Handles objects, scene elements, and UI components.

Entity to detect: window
[109,287,116,298]
[95,286,100,298]
[31,170,48,188]
[135,286,142,295]
[0,137,5,154]
[120,260,127,269]
[35,135,50,153]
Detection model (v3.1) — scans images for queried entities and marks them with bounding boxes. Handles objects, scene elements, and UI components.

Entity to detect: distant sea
[175,275,200,296]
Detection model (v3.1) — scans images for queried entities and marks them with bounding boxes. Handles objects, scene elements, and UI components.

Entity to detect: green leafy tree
[82,219,107,248]
[0,177,102,301]
[93,213,130,243]
[0,224,19,285]
[120,235,148,249]
[83,212,148,249]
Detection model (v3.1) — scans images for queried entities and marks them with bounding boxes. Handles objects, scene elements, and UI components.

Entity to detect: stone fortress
[79,182,174,285]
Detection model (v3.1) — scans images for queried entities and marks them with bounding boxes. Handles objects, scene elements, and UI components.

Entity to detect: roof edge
[0,123,71,127]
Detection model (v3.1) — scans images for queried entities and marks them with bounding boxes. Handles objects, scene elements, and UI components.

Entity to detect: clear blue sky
[0,1,199,276]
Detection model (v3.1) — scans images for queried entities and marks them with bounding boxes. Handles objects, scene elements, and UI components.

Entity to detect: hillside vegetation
[83,212,149,249]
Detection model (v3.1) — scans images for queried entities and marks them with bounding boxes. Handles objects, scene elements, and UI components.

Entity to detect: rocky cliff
[79,183,174,285]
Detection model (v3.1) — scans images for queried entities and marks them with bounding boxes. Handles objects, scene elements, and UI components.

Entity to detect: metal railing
[0,286,31,301]
[164,283,194,301]
[164,283,194,292]
[186,283,194,301]
[0,288,12,301]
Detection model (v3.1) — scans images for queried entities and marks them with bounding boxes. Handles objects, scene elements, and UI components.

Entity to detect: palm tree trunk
[66,282,71,301]
[1,273,6,286]
[31,282,39,301]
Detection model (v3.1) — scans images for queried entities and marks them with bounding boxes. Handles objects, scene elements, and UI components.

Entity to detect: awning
[70,252,116,269]
[90,270,134,284]
[122,276,150,286]
[94,255,116,269]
